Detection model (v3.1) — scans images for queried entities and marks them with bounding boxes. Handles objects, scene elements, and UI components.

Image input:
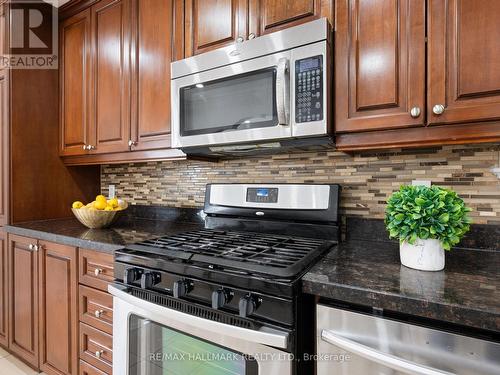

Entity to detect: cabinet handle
[236,36,244,43]
[94,309,104,318]
[432,104,445,115]
[128,140,137,147]
[94,268,103,276]
[410,107,421,118]
[95,350,104,359]
[87,145,96,150]
[248,33,255,40]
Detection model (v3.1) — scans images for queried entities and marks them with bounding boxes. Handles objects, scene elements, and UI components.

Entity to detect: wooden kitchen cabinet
[60,9,92,157]
[184,0,334,57]
[8,234,39,368]
[0,69,8,225]
[427,0,500,125]
[0,230,7,348]
[254,0,333,35]
[335,0,425,133]
[130,0,174,151]
[38,241,78,375]
[184,0,247,56]
[89,0,132,154]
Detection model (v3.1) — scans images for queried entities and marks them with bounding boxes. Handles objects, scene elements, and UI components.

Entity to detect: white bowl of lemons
[71,195,128,229]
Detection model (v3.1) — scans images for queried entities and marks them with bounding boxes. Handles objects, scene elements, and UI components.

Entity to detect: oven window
[128,315,258,374]
[180,68,277,136]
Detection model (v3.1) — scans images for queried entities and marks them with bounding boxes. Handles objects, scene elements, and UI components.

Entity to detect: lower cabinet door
[80,323,113,374]
[0,230,7,348]
[8,234,39,368]
[39,240,78,375]
[80,360,108,375]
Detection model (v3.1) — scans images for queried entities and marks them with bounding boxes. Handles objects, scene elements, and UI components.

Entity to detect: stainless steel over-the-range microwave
[171,18,332,157]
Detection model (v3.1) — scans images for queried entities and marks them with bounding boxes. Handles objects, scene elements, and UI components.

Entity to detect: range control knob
[239,294,257,318]
[123,268,142,284]
[211,288,232,309]
[173,280,192,298]
[140,272,161,289]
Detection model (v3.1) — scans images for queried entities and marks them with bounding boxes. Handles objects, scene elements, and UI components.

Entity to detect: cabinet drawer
[80,323,112,374]
[80,360,109,375]
[79,249,114,292]
[79,285,113,334]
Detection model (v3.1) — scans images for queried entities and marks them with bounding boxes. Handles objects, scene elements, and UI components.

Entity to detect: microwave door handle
[321,330,453,375]
[276,58,290,125]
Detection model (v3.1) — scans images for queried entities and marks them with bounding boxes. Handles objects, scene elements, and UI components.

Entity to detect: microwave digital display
[299,58,319,70]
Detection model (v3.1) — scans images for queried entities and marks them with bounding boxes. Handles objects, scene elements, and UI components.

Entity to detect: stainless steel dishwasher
[317,304,500,375]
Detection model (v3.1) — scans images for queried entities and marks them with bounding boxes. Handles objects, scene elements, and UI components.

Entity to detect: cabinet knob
[82,145,87,151]
[94,309,104,318]
[87,145,96,150]
[128,140,137,147]
[248,33,255,40]
[410,107,421,118]
[28,244,34,250]
[33,245,39,252]
[95,350,104,358]
[94,268,103,276]
[236,36,244,43]
[432,104,445,115]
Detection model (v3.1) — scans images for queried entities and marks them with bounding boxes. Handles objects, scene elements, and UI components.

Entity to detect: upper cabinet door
[253,0,332,35]
[335,0,426,133]
[60,9,91,156]
[184,0,247,57]
[89,0,131,154]
[427,0,500,125]
[130,0,174,151]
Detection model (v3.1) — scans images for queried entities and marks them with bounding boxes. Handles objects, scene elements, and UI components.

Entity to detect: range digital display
[256,188,269,197]
[247,187,278,203]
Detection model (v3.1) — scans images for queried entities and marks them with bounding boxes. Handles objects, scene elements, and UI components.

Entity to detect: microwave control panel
[295,55,323,123]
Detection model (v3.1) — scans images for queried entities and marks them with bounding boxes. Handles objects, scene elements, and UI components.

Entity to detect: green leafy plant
[385,185,472,250]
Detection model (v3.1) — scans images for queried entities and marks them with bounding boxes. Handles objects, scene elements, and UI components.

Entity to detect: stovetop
[126,229,334,278]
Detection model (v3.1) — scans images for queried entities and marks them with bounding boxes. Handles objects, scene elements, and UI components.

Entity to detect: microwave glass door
[180,68,277,136]
[128,314,258,375]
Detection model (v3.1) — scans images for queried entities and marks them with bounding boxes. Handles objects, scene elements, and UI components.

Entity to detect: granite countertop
[4,215,203,253]
[303,239,500,333]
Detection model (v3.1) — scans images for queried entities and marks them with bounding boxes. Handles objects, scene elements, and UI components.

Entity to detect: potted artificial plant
[385,185,471,271]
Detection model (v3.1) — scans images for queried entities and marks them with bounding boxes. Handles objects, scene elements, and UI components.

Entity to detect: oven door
[171,50,291,149]
[110,285,293,375]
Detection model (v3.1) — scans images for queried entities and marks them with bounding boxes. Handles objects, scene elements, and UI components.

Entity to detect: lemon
[94,200,107,210]
[107,198,119,208]
[104,205,113,211]
[96,195,107,203]
[86,202,94,208]
[72,201,84,209]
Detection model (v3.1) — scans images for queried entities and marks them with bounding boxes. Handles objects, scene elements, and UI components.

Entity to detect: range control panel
[295,55,323,123]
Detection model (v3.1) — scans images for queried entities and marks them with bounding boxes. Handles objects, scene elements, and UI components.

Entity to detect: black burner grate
[128,229,334,278]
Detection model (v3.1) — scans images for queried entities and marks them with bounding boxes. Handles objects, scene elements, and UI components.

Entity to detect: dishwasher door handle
[321,329,453,375]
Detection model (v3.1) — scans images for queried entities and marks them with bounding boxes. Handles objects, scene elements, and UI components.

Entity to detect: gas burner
[129,229,332,278]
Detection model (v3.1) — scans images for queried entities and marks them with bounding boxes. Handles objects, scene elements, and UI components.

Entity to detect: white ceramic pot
[400,238,445,271]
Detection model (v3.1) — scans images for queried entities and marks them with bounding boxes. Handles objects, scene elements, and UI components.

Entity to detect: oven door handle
[276,57,290,125]
[321,330,453,375]
[109,284,290,350]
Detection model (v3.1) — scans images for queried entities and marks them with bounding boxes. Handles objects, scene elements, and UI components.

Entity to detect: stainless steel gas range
[110,183,340,375]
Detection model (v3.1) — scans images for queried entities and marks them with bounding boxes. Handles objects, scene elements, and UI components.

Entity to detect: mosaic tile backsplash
[101,144,500,225]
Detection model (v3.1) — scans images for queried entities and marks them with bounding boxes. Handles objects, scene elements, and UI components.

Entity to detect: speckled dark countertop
[4,207,204,253]
[303,239,500,333]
